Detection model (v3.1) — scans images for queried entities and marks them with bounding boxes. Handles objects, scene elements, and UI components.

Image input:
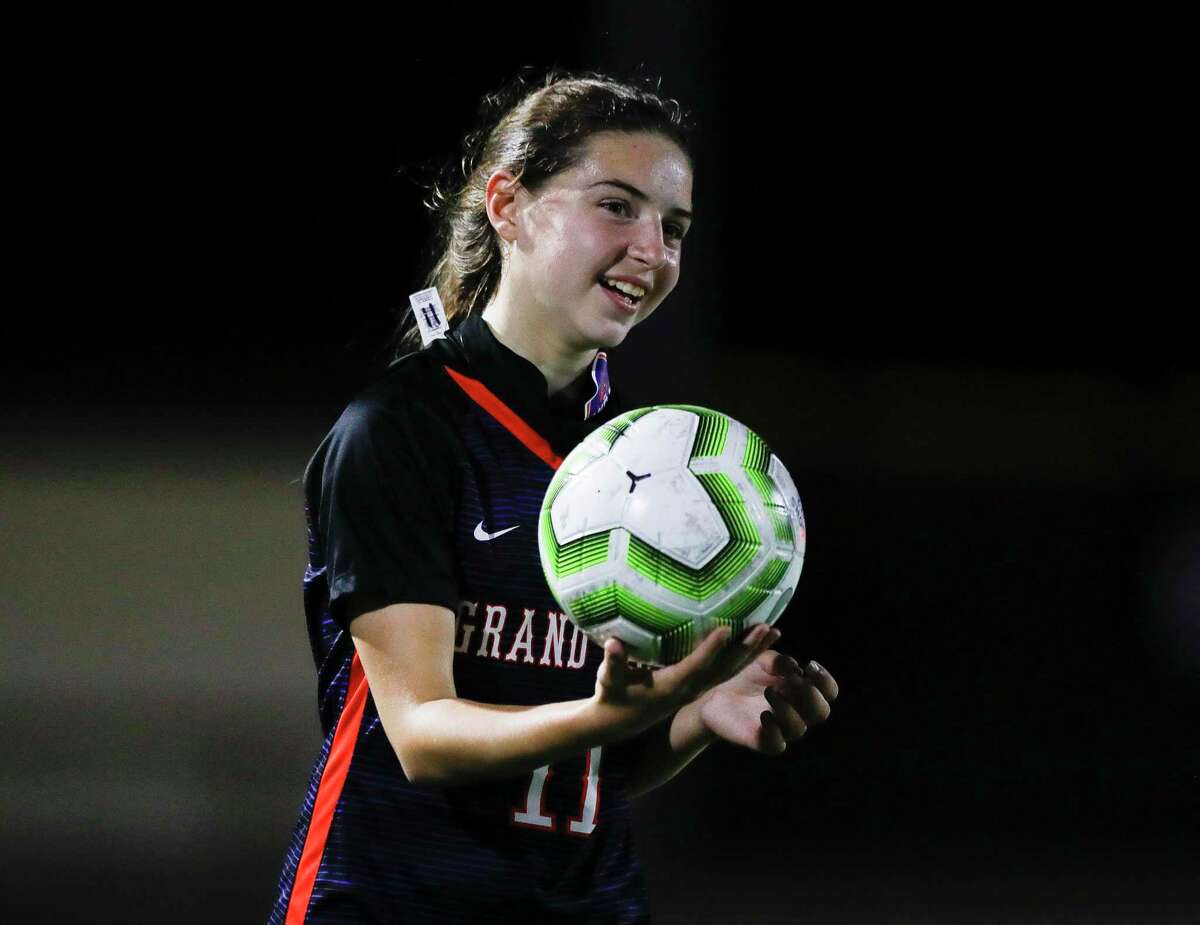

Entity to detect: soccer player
[269,69,839,924]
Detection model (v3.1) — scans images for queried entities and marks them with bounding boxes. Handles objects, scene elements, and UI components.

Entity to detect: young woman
[269,69,838,924]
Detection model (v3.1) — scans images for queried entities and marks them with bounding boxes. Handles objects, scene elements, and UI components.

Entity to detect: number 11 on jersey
[512,746,602,836]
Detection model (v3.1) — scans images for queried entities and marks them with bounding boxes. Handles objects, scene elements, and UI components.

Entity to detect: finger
[803,659,839,703]
[690,625,734,668]
[732,648,799,689]
[772,674,832,724]
[598,637,628,689]
[752,625,782,654]
[764,687,809,741]
[724,625,779,676]
[764,650,803,679]
[683,623,752,675]
[758,707,788,755]
[662,625,733,695]
[737,622,773,647]
[668,625,778,699]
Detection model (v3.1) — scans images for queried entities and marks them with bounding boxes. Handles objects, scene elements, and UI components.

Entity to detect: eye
[665,222,687,242]
[600,199,632,216]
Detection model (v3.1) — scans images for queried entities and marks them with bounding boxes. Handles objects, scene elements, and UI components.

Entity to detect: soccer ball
[538,405,806,666]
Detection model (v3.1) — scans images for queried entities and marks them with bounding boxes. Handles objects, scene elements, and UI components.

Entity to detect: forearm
[357,606,750,790]
[395,694,621,787]
[624,696,717,799]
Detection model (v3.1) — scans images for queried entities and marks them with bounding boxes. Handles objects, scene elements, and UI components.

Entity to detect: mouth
[597,276,646,313]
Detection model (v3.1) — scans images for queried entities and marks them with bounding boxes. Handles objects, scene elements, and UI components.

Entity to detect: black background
[4,7,1196,923]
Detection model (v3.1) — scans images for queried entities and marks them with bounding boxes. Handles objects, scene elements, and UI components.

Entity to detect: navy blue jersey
[269,314,652,924]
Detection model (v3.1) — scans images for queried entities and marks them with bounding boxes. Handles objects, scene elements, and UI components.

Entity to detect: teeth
[603,278,645,299]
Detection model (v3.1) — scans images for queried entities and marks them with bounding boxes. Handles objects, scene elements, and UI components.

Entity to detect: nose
[627,215,668,270]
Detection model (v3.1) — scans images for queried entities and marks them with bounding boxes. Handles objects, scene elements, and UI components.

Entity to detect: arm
[351,603,607,787]
[621,698,717,800]
[352,603,780,789]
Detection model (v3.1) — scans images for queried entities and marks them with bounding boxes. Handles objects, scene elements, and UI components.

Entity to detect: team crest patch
[583,352,610,420]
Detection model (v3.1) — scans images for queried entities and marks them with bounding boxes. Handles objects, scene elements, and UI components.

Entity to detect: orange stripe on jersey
[285,652,369,924]
[443,365,564,470]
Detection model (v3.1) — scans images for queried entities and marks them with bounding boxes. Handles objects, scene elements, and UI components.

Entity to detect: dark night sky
[8,13,1183,404]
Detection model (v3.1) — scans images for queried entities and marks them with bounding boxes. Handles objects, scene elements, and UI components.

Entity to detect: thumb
[604,636,626,658]
[597,636,628,688]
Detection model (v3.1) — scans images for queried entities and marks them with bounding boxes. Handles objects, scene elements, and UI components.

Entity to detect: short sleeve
[310,395,461,630]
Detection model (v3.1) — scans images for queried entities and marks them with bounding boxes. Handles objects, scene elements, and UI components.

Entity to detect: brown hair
[394,67,695,356]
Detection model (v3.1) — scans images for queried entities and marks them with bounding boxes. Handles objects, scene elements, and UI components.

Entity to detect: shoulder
[306,340,468,490]
[336,340,466,445]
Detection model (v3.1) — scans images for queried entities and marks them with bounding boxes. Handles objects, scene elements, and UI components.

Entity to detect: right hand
[590,624,782,738]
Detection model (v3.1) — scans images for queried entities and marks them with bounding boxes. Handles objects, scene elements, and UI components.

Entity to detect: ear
[485,169,523,246]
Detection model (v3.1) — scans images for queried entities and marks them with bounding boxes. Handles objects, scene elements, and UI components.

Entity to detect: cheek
[552,231,606,281]
[528,210,592,275]
[638,264,681,320]
[659,263,682,298]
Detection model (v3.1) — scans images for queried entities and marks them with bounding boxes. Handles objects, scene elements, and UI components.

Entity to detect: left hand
[696,634,839,754]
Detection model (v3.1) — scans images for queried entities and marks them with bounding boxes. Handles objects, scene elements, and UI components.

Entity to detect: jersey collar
[449,314,613,423]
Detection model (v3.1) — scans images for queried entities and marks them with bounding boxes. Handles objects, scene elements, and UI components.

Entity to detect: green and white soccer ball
[538,405,806,666]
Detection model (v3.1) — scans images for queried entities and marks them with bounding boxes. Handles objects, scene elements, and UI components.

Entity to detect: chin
[584,318,636,351]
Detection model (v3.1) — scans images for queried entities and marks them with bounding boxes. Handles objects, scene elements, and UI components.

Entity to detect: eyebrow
[588,179,693,220]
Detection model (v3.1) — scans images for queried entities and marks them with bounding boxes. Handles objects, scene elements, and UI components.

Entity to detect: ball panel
[609,407,698,472]
[659,622,696,666]
[707,555,789,624]
[768,452,806,539]
[626,534,765,602]
[622,469,763,602]
[543,441,604,507]
[540,516,611,579]
[745,467,794,545]
[567,582,689,635]
[595,407,656,449]
[547,554,623,608]
[655,405,730,459]
[715,414,749,468]
[621,465,728,569]
[550,455,629,543]
[742,428,771,472]
[768,557,801,621]
[621,549,742,619]
[692,472,762,582]
[741,580,795,629]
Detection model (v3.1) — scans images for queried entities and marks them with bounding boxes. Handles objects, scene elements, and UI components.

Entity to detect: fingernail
[808,659,823,674]
[787,656,802,673]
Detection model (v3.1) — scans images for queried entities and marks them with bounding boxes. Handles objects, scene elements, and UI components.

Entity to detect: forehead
[559,131,693,208]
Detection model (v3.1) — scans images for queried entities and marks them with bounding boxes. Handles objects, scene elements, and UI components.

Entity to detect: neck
[481,283,597,396]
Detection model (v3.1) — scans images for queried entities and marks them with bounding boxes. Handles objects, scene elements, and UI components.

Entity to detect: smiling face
[503,130,694,352]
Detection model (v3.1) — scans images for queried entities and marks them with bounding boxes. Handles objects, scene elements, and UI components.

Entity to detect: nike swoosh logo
[474,520,521,542]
